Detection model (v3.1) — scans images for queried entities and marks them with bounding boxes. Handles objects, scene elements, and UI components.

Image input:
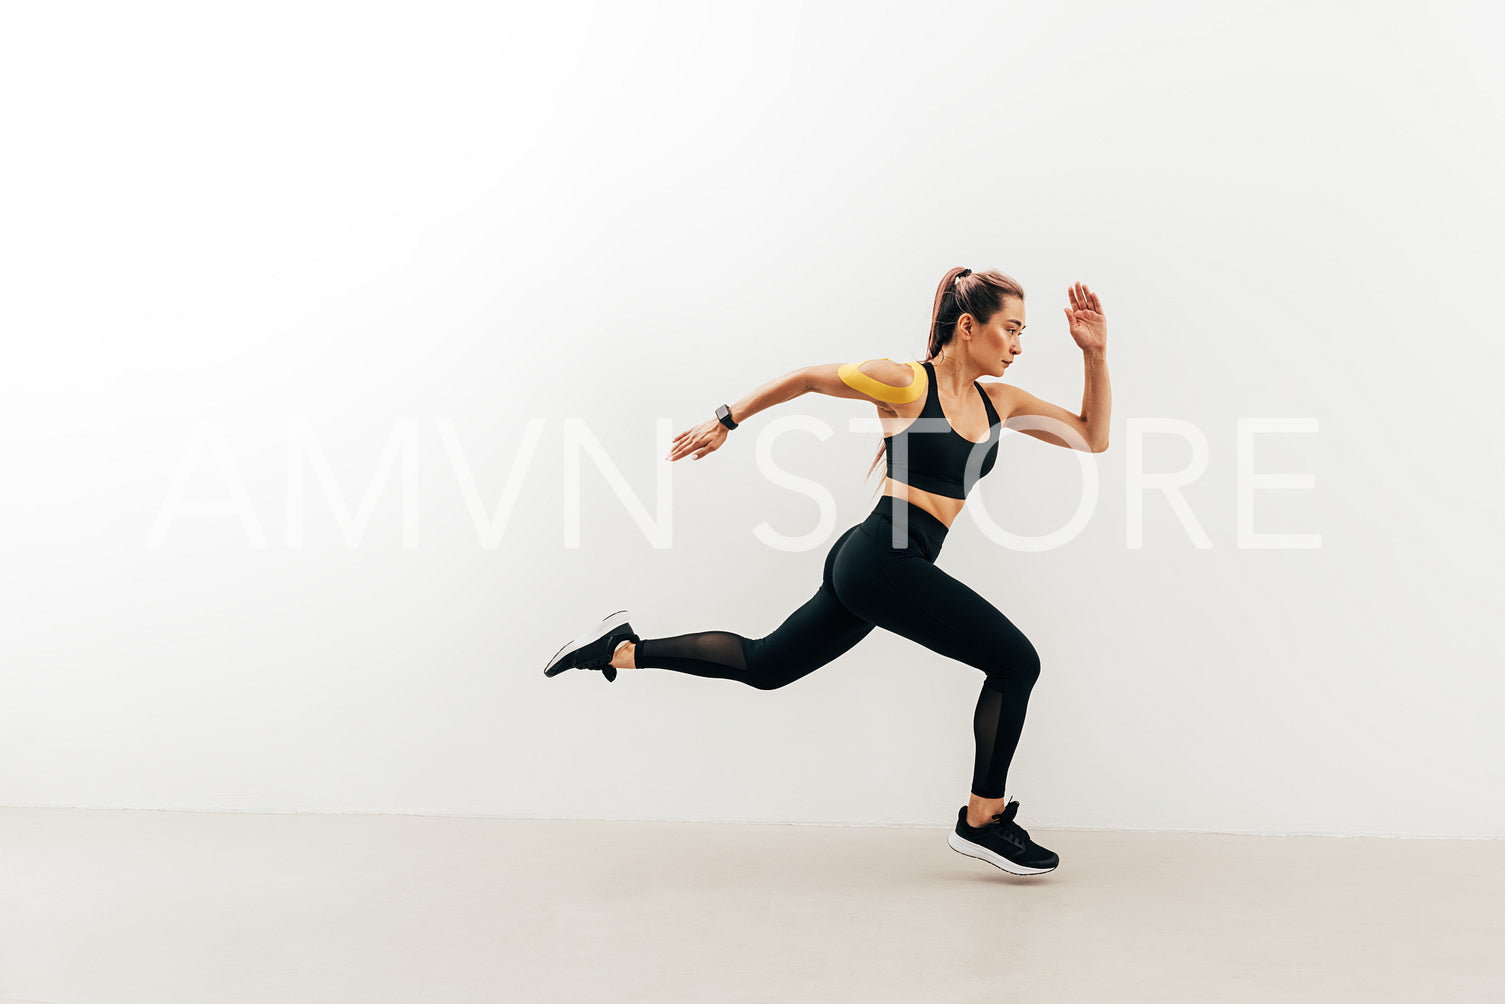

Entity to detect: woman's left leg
[629,523,878,690]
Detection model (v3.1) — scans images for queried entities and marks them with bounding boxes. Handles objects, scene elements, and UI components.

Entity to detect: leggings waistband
[867,494,949,557]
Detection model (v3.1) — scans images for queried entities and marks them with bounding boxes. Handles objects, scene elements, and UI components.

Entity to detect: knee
[1016,640,1041,685]
[747,671,799,692]
[740,638,797,691]
[985,637,1041,688]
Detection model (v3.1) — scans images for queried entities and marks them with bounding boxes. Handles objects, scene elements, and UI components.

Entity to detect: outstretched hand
[1064,281,1107,355]
[666,417,729,462]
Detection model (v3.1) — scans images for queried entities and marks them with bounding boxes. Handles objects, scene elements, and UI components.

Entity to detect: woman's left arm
[986,281,1111,453]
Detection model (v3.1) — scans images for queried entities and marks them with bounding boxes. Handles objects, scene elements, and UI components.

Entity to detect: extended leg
[632,583,875,690]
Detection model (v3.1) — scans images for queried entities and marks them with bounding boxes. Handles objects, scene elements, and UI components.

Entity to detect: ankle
[610,640,636,670]
[966,795,1008,827]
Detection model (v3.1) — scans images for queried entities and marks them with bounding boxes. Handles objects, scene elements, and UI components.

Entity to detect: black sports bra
[884,360,1002,500]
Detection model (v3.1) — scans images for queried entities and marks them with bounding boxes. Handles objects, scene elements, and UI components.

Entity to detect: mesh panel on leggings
[633,632,748,679]
[971,675,1028,800]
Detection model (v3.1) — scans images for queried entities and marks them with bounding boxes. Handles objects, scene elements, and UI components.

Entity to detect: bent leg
[833,539,1041,799]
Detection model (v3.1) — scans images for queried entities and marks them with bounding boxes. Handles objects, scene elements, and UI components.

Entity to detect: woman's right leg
[629,523,877,690]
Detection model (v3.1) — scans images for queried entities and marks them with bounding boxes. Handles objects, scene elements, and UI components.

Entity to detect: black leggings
[632,495,1041,800]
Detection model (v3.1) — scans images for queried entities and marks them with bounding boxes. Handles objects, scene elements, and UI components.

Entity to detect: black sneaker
[543,609,640,683]
[948,799,1059,875]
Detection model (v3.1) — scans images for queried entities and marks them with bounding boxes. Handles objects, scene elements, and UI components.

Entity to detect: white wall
[2,0,1500,838]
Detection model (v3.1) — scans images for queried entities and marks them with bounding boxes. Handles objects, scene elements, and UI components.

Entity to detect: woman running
[544,267,1111,876]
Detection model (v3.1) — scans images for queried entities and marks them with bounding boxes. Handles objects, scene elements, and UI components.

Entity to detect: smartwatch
[715,404,739,430]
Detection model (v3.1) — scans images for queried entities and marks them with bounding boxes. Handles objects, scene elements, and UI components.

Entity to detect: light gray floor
[1,807,1500,1003]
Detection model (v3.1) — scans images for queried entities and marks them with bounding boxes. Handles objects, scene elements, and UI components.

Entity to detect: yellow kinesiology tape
[837,358,926,404]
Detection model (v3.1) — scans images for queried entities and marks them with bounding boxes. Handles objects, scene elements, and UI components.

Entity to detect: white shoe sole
[544,609,632,676]
[947,829,1057,876]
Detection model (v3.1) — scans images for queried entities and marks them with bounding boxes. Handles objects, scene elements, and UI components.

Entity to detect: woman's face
[965,298,1025,376]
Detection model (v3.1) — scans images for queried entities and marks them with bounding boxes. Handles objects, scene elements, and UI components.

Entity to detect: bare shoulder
[836,356,915,388]
[855,358,919,384]
[805,357,926,408]
[979,380,1016,420]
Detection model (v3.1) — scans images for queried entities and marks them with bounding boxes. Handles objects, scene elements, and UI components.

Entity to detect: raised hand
[1063,281,1107,355]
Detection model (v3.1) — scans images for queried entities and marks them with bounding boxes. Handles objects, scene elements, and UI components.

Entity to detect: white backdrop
[2,0,1500,838]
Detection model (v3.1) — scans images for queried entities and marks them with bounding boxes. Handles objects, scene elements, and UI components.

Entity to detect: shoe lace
[984,800,1031,846]
[580,643,623,670]
[580,635,632,679]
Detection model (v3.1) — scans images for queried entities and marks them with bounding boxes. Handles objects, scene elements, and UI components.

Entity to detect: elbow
[1091,440,1109,454]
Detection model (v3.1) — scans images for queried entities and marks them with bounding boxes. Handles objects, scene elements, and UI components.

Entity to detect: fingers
[1068,281,1101,313]
[668,418,727,461]
[1071,282,1107,310]
[667,432,707,461]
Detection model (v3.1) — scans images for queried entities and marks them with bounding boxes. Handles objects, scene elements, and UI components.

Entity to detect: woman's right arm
[667,359,923,462]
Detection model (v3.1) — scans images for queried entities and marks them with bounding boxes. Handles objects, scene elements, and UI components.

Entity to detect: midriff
[881,479,964,530]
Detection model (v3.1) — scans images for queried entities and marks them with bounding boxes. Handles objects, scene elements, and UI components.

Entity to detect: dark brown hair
[864,266,1026,493]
